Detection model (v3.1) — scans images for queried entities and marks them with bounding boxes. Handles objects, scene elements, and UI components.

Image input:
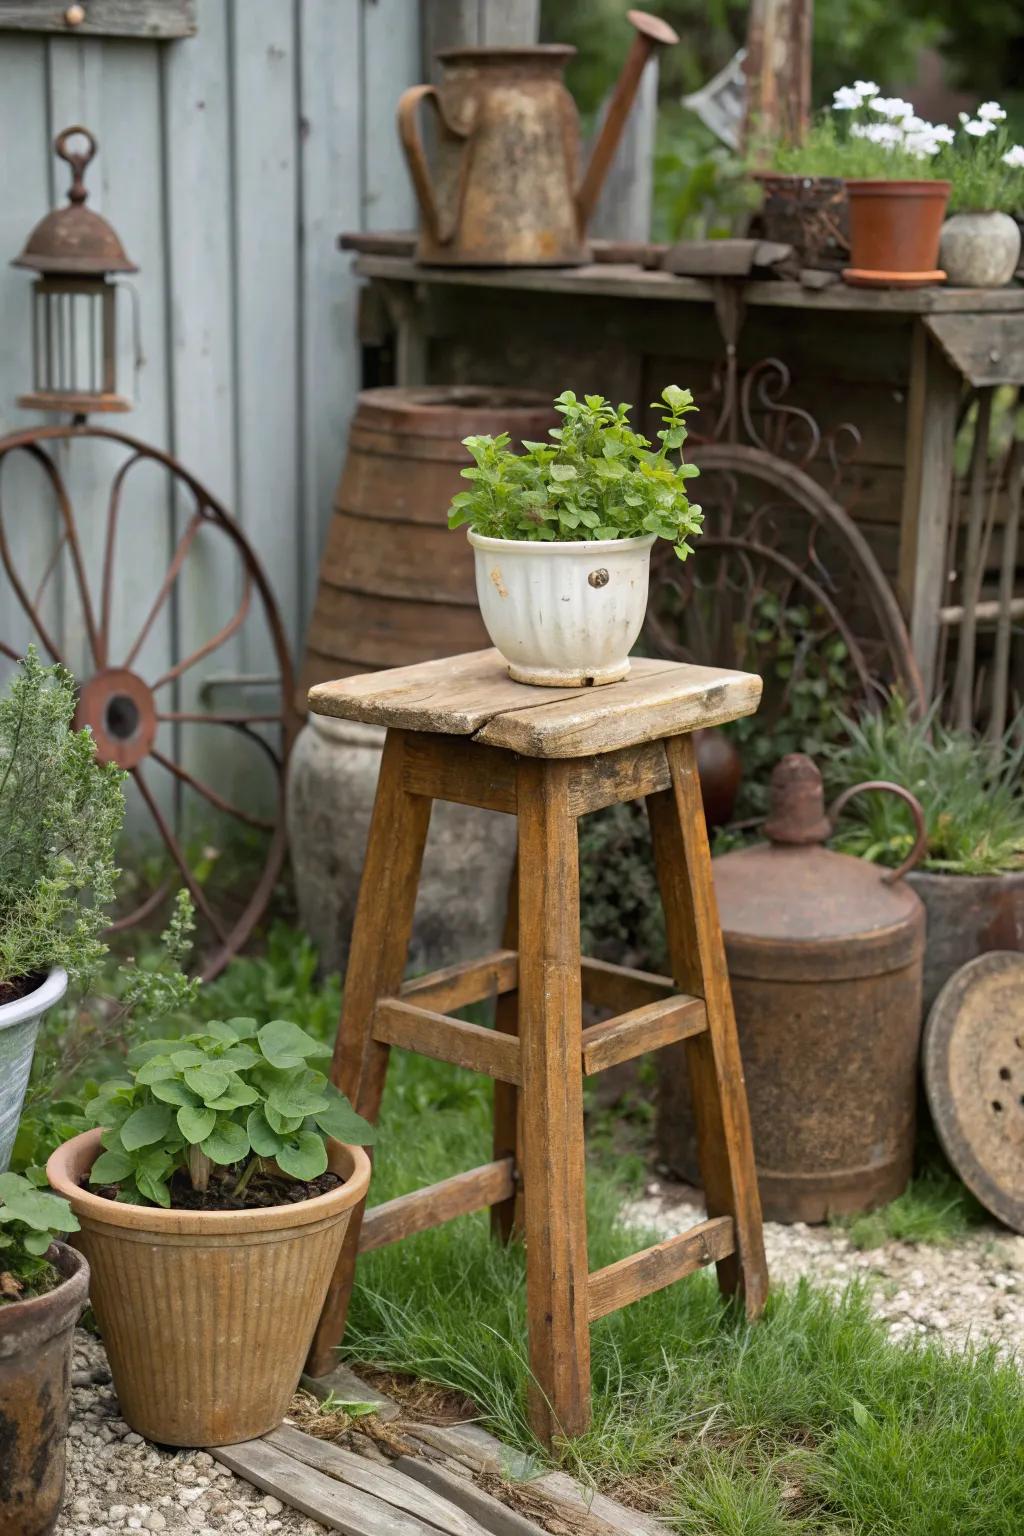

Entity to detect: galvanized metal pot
[658,755,927,1222]
[0,968,68,1172]
[907,868,1024,1022]
[0,1242,89,1536]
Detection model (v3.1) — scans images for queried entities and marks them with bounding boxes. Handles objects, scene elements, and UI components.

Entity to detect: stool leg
[646,734,769,1318]
[516,760,590,1444]
[491,852,522,1242]
[306,729,433,1375]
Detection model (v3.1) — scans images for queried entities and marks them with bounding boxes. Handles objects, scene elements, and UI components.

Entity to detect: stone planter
[47,1130,371,1448]
[287,714,517,976]
[0,968,68,1172]
[939,211,1022,288]
[0,1242,89,1536]
[906,868,1024,1021]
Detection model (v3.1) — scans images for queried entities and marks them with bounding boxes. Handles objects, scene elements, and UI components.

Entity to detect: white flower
[850,121,902,148]
[977,101,1007,122]
[1003,145,1024,168]
[833,85,863,110]
[929,123,956,145]
[963,118,996,137]
[854,80,879,98]
[903,131,942,158]
[869,96,914,120]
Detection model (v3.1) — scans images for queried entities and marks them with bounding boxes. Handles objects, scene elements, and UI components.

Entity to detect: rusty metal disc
[923,951,1024,1234]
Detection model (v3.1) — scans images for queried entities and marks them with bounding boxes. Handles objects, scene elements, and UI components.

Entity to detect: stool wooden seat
[305,648,769,1444]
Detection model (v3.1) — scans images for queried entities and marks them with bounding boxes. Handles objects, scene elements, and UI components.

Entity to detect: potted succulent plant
[826,696,1024,1019]
[771,80,952,285]
[0,650,125,1171]
[0,1172,87,1536]
[448,387,703,686]
[47,1015,373,1447]
[938,103,1024,286]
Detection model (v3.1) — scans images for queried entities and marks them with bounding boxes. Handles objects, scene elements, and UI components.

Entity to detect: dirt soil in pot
[92,1167,343,1213]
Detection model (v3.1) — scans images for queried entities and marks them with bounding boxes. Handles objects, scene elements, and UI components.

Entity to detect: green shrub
[85,1015,373,1206]
[0,1172,78,1302]
[448,387,703,559]
[826,695,1024,875]
[0,648,125,991]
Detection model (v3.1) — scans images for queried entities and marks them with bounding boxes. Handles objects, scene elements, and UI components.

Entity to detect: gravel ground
[625,1178,1024,1355]
[56,1330,328,1536]
[57,1193,1024,1535]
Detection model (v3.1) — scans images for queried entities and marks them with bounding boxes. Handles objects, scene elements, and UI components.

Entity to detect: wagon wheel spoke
[132,763,229,946]
[122,510,203,672]
[150,747,275,832]
[98,451,146,668]
[20,443,102,668]
[105,880,173,934]
[31,528,70,613]
[151,570,252,690]
[0,477,67,667]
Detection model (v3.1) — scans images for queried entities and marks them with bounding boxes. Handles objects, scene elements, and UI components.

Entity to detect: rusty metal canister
[657,753,927,1222]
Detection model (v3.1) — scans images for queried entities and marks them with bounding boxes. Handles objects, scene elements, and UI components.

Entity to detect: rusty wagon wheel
[0,423,296,980]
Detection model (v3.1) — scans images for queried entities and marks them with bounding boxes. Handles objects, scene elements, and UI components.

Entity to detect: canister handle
[828,779,928,885]
[396,84,474,246]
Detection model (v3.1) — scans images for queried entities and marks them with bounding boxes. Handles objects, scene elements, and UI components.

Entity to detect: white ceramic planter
[939,211,1021,288]
[0,967,67,1171]
[468,531,656,686]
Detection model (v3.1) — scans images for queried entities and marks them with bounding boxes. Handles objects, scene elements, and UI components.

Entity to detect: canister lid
[713,754,925,980]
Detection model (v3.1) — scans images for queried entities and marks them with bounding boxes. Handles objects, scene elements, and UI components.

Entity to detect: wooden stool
[305,648,769,1444]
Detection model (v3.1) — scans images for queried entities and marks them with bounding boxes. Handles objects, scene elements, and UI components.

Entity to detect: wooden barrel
[300,386,556,697]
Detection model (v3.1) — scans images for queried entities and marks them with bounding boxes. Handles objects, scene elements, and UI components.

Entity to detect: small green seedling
[86,1017,374,1207]
[0,1171,79,1301]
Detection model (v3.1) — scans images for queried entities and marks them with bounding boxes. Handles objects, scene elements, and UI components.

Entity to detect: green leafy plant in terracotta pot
[937,103,1024,286]
[772,80,952,287]
[47,1015,374,1447]
[0,1173,88,1536]
[0,650,125,1172]
[825,695,1024,1019]
[448,387,703,686]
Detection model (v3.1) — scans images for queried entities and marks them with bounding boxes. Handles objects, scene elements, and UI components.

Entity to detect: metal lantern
[12,125,137,415]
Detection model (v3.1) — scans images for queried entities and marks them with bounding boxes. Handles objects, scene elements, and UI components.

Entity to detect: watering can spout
[575,9,679,234]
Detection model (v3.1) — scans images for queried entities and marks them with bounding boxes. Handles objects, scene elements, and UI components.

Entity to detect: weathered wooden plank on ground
[393,1457,549,1536]
[299,1363,401,1421]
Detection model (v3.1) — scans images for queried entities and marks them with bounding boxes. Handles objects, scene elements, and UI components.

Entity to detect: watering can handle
[396,85,472,246]
[828,779,928,885]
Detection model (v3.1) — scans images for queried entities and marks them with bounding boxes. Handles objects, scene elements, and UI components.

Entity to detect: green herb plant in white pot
[938,103,1024,287]
[0,650,124,1170]
[448,387,703,686]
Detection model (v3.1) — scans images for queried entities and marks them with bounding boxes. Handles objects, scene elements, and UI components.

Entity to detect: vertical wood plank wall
[0,0,419,728]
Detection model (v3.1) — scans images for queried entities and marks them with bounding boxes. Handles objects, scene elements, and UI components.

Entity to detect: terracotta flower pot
[843,179,951,287]
[47,1129,371,1447]
[0,1242,89,1536]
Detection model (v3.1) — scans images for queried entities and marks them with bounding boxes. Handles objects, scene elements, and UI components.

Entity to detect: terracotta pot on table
[843,179,951,287]
[47,1129,370,1447]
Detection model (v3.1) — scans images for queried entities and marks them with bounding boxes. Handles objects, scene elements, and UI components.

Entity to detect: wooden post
[422,0,539,69]
[742,0,813,154]
[898,321,963,701]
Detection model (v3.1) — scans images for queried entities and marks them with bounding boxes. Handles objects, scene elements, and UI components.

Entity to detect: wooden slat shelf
[587,1216,736,1321]
[359,1159,516,1254]
[373,998,521,1083]
[352,250,1024,316]
[582,993,706,1075]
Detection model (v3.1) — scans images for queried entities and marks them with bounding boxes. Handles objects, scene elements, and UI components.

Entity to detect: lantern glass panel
[19,275,129,414]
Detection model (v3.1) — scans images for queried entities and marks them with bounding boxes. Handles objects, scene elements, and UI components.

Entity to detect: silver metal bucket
[0,968,68,1171]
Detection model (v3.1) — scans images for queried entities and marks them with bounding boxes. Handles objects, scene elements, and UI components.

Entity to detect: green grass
[337,1045,1024,1535]
[23,924,1024,1533]
[837,1165,987,1252]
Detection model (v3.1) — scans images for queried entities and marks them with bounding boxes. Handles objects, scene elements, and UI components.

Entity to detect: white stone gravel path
[625,1178,1024,1356]
[57,1190,1024,1534]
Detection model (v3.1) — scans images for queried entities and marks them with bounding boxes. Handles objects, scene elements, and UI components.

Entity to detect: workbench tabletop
[308,648,762,758]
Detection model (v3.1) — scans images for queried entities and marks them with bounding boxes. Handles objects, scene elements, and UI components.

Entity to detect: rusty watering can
[397,10,678,267]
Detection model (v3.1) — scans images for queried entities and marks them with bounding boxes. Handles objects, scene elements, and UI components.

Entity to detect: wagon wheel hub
[74,667,157,770]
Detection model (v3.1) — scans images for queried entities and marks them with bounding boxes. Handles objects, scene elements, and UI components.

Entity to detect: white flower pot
[468,531,656,686]
[939,211,1021,288]
[0,967,67,1171]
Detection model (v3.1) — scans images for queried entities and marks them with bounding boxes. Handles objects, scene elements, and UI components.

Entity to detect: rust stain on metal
[398,11,678,267]
[658,754,927,1223]
[13,127,136,277]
